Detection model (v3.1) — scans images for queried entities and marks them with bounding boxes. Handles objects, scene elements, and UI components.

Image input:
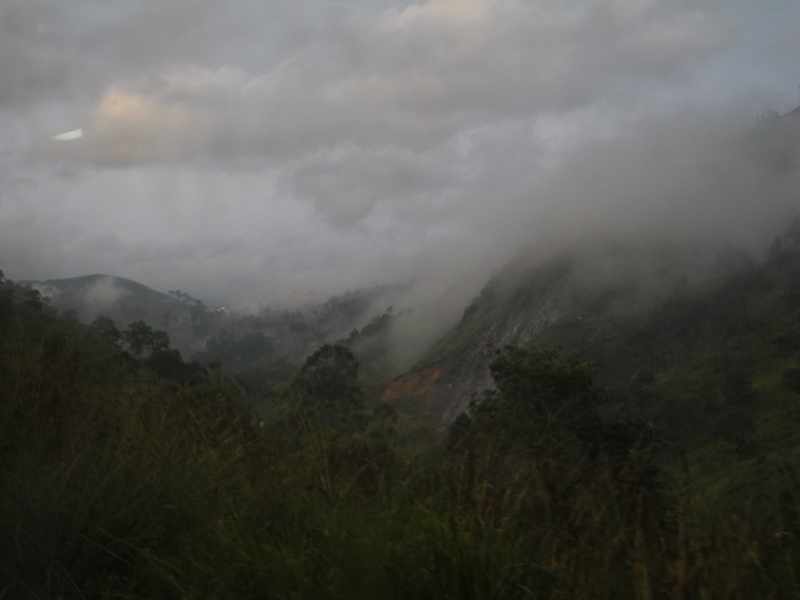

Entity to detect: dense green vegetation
[402,219,800,518]
[523,221,800,519]
[3,255,800,599]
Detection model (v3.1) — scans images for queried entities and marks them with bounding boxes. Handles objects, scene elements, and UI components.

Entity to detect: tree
[295,344,365,430]
[168,290,206,310]
[122,321,170,360]
[465,345,666,518]
[90,316,121,346]
[145,348,204,384]
[472,346,605,456]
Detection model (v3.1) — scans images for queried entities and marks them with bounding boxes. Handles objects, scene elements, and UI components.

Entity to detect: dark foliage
[295,343,366,431]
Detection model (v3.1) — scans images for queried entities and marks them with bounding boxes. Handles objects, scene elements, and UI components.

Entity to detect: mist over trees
[3,239,800,597]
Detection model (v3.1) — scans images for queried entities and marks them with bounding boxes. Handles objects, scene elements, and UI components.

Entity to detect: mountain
[18,272,411,392]
[10,217,800,517]
[19,274,219,356]
[381,220,800,429]
[380,218,800,513]
[6,243,800,598]
[381,239,723,419]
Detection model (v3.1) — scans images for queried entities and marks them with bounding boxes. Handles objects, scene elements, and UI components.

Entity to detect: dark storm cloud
[0,0,271,110]
[35,0,729,166]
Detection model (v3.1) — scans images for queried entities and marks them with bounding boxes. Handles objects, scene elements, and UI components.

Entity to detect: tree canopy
[295,343,365,430]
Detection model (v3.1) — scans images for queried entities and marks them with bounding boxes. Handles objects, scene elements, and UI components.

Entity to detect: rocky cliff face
[380,242,721,423]
[381,259,575,421]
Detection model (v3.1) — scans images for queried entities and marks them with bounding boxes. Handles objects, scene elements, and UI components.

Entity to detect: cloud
[82,275,129,306]
[0,0,246,110]
[10,101,798,305]
[0,0,74,108]
[35,0,730,167]
[279,143,456,226]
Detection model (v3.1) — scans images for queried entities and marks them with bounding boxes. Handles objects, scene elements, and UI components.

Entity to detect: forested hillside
[382,217,800,514]
[23,274,406,396]
[383,221,799,425]
[21,275,221,356]
[3,228,800,597]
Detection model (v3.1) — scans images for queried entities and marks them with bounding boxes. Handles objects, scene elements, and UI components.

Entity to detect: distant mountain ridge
[20,274,216,356]
[18,272,411,392]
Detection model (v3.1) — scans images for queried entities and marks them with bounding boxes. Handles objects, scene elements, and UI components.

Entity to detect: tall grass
[3,382,800,598]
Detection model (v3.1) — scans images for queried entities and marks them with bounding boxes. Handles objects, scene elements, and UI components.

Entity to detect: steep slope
[382,238,725,421]
[380,219,800,514]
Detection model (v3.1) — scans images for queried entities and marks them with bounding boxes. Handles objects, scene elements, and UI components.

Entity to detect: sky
[0,0,798,311]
